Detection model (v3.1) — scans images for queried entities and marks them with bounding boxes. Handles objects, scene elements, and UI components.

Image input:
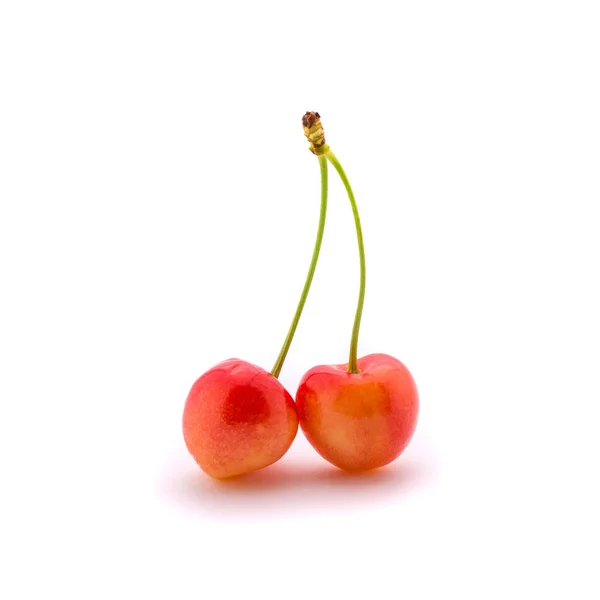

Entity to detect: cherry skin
[296,353,419,472]
[183,359,298,479]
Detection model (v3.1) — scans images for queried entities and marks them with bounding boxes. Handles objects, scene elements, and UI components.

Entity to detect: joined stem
[325,150,366,374]
[271,155,328,378]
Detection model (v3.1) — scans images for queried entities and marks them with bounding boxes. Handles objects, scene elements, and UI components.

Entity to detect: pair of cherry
[182,113,419,479]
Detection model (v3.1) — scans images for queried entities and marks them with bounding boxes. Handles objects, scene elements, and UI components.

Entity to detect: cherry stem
[271,155,328,378]
[325,150,366,374]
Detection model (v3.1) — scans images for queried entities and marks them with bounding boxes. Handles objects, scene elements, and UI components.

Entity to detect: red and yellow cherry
[183,359,298,479]
[296,353,419,472]
[298,112,420,472]
[182,112,330,479]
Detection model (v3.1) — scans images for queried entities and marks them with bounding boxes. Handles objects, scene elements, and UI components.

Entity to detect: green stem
[271,155,328,378]
[325,150,366,374]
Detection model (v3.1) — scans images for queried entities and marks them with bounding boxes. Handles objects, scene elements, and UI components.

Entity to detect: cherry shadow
[160,452,435,518]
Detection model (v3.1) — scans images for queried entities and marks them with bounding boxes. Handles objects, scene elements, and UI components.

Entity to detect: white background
[1,1,599,598]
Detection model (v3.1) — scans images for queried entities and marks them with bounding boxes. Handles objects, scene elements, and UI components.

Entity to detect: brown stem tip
[302,111,320,128]
[302,111,329,155]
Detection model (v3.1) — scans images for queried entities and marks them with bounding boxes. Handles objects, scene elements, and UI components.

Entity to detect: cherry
[297,354,418,471]
[296,113,420,472]
[183,137,330,479]
[183,359,298,479]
